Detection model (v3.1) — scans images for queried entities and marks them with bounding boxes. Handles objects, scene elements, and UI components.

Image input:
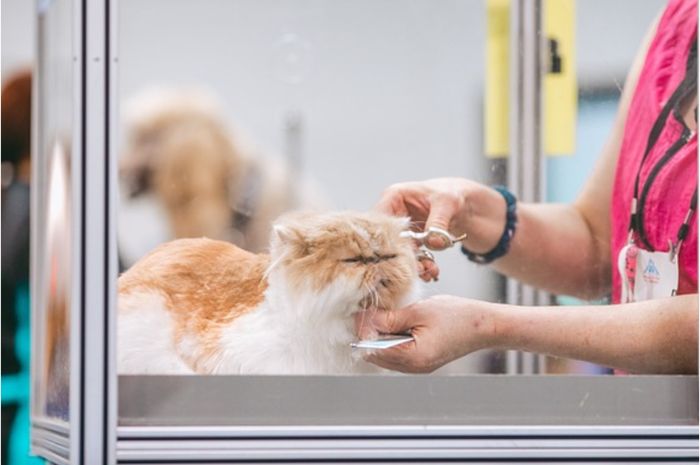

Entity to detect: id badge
[617,244,679,302]
[633,249,679,301]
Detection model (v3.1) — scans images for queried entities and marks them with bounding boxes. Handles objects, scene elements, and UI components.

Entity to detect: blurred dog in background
[119,89,325,266]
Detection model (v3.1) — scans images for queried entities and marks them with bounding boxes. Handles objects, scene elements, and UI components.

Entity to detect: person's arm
[509,11,659,297]
[376,15,659,300]
[364,294,698,374]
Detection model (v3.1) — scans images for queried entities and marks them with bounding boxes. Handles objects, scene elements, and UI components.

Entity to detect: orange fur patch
[119,238,269,371]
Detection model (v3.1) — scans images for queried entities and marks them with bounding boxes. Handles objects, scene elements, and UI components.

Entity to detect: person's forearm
[481,294,698,374]
[463,193,610,298]
[490,203,610,298]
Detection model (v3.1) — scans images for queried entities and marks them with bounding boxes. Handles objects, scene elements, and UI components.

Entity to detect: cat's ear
[271,223,306,247]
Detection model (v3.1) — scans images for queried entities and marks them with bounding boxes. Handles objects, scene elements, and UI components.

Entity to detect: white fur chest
[214,277,374,374]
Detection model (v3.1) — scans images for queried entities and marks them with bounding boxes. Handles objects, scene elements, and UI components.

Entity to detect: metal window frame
[506,0,551,375]
[117,426,699,462]
[113,375,698,462]
[31,0,117,463]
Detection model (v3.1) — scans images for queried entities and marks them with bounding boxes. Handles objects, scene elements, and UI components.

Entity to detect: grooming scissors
[400,226,467,251]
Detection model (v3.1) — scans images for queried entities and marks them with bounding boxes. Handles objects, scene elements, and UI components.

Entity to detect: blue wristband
[461,185,517,264]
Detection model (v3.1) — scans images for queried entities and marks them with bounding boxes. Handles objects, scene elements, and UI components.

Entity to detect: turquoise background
[2,283,44,465]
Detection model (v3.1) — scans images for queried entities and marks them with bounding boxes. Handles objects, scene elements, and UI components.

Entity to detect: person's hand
[360,295,497,373]
[376,178,507,255]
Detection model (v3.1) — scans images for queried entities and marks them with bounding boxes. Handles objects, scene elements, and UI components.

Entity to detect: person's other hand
[361,295,497,373]
[375,177,507,256]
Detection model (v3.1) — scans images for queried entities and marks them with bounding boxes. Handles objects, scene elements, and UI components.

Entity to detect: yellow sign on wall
[485,0,577,158]
[485,0,511,158]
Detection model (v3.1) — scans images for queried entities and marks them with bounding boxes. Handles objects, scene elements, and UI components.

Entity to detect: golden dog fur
[120,89,324,255]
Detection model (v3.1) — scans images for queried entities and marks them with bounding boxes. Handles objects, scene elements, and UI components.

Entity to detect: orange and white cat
[118,211,420,374]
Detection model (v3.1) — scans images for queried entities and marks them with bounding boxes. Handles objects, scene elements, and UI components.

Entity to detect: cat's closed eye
[341,254,397,264]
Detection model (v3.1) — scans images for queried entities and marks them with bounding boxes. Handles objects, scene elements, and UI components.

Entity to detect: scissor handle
[400,226,466,251]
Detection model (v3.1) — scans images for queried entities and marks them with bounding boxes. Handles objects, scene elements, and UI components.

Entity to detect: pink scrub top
[611,0,698,304]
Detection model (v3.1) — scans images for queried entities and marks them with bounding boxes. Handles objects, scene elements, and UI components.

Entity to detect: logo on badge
[642,258,660,284]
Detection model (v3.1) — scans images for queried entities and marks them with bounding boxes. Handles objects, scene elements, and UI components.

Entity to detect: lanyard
[669,185,698,262]
[627,41,697,251]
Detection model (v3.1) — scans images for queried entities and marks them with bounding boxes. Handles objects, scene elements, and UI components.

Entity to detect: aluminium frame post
[507,0,547,375]
[81,0,116,462]
[30,1,116,463]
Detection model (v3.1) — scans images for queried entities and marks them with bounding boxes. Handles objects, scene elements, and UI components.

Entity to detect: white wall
[577,0,665,86]
[2,0,35,77]
[1,0,667,85]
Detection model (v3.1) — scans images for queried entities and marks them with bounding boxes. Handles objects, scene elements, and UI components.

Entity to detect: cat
[117,211,421,374]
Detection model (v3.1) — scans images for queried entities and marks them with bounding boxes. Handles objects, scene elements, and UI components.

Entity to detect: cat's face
[270,211,419,314]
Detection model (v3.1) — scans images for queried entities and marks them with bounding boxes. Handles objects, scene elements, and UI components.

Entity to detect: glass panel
[113,1,698,444]
[117,0,498,374]
[115,0,681,385]
[34,0,75,422]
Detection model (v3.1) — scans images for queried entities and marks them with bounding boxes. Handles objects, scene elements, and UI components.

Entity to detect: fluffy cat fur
[118,211,420,374]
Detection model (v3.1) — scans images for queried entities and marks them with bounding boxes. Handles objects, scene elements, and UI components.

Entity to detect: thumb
[371,308,414,335]
[424,197,459,249]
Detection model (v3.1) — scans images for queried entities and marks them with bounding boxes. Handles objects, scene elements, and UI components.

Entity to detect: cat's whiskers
[356,294,369,338]
[356,282,385,339]
[360,283,374,310]
[372,286,380,309]
[374,287,384,309]
[364,284,373,309]
[263,251,289,280]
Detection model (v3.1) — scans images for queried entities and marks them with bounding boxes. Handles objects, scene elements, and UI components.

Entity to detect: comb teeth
[351,335,414,350]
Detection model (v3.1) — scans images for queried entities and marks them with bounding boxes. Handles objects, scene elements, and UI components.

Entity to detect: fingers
[365,346,418,373]
[370,307,416,335]
[354,309,379,339]
[361,301,441,374]
[365,339,437,374]
[418,266,433,282]
[375,186,410,216]
[417,258,440,282]
[424,196,460,249]
[356,307,423,373]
